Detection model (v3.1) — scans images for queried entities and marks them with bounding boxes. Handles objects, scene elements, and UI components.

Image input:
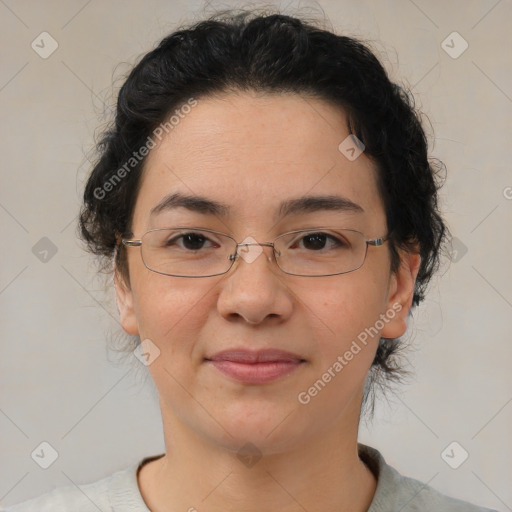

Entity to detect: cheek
[316,268,390,342]
[131,273,213,350]
[295,277,389,419]
[306,266,391,390]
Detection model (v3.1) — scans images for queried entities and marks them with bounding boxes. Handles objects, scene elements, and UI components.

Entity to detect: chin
[203,401,314,456]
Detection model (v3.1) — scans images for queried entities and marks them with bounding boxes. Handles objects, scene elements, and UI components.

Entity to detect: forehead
[133,92,385,232]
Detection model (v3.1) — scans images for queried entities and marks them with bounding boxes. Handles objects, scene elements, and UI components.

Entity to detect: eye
[165,232,219,251]
[292,232,347,251]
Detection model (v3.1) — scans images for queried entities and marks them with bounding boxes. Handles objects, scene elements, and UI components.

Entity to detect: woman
[5,10,497,512]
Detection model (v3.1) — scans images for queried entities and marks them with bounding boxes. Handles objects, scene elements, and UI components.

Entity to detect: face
[116,91,419,455]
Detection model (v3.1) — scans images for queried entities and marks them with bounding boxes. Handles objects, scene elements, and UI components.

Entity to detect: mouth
[205,349,306,385]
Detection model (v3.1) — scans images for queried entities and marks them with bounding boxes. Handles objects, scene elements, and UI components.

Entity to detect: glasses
[121,227,389,278]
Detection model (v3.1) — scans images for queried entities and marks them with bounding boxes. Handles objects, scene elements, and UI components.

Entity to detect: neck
[138,400,377,512]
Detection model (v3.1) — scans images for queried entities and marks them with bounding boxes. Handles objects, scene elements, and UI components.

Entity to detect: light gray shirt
[3,444,498,511]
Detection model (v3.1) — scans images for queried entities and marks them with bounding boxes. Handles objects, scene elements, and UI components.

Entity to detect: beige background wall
[1,0,511,509]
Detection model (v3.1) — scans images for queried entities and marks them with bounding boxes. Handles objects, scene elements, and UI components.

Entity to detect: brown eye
[165,232,217,251]
[293,232,346,251]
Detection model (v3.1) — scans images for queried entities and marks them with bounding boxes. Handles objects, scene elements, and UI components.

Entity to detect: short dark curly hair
[79,9,447,412]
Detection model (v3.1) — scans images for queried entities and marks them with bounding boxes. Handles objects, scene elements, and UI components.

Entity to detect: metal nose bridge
[228,241,279,262]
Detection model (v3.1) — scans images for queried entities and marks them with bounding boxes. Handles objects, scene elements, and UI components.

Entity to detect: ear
[114,268,139,335]
[380,249,421,339]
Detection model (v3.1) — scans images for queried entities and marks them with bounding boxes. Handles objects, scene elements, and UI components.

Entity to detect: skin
[115,91,421,512]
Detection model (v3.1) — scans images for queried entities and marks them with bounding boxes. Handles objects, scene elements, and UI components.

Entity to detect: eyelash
[164,231,347,251]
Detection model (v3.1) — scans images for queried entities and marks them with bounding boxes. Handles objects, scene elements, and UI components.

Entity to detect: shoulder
[359,444,498,512]
[2,475,112,512]
[2,456,158,512]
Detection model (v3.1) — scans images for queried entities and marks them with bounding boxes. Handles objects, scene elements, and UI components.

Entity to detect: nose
[229,241,277,262]
[216,243,293,325]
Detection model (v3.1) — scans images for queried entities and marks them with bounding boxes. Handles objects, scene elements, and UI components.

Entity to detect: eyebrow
[150,192,364,219]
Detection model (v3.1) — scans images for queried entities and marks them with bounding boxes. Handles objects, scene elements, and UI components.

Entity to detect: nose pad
[268,246,281,263]
[239,242,263,264]
[229,243,277,266]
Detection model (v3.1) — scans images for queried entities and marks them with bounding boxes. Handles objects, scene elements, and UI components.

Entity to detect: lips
[205,349,305,384]
[207,349,304,364]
